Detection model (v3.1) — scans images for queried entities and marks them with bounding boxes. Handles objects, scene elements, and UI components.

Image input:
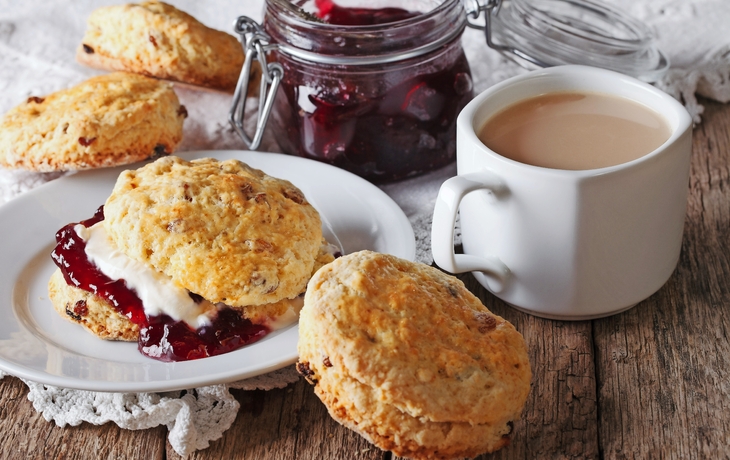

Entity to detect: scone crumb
[103,157,323,307]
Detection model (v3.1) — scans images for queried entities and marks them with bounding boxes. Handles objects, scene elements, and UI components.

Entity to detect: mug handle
[431,171,511,292]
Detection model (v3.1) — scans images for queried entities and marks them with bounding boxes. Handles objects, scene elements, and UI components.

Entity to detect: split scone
[49,156,336,361]
[77,1,248,92]
[0,72,185,172]
[297,251,531,459]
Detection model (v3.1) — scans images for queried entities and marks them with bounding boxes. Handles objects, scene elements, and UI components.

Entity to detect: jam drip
[140,309,269,362]
[51,206,269,362]
[315,0,419,25]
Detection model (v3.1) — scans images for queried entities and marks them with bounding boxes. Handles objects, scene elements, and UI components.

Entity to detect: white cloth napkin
[0,0,727,456]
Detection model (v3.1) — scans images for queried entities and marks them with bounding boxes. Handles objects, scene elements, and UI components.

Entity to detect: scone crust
[103,156,324,307]
[48,269,139,341]
[77,1,243,92]
[315,369,512,459]
[242,241,335,324]
[0,72,184,172]
[298,251,531,458]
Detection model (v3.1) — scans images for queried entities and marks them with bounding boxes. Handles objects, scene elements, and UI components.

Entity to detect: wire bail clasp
[464,0,549,68]
[229,16,283,150]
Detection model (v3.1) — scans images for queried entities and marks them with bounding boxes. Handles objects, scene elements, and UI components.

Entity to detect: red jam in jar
[314,0,418,25]
[263,0,473,182]
[51,206,269,362]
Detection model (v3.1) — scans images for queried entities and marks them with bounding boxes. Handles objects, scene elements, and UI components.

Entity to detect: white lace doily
[0,366,300,457]
[0,0,728,456]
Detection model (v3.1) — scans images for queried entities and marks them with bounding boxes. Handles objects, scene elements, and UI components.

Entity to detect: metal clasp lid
[464,0,549,68]
[228,17,283,150]
[462,0,668,82]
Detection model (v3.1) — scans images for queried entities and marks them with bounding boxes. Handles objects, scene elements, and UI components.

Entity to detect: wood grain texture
[594,97,730,459]
[0,375,166,459]
[167,380,386,460]
[464,275,599,460]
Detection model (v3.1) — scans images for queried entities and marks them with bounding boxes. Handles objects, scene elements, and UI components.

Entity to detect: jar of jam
[230,0,474,183]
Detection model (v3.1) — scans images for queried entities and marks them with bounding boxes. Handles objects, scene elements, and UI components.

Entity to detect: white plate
[0,150,415,392]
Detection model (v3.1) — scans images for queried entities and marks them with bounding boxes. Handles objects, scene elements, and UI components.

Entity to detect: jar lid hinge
[229,17,283,150]
[465,0,550,68]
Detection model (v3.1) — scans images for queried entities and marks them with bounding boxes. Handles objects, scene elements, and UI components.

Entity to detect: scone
[48,269,140,342]
[0,72,185,172]
[49,156,336,361]
[77,1,247,92]
[297,251,531,459]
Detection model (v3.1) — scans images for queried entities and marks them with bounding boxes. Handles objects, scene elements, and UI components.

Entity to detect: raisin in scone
[0,72,185,172]
[48,270,140,341]
[48,156,335,354]
[297,251,531,459]
[77,1,246,92]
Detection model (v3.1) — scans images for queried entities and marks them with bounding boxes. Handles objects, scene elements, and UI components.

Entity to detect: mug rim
[459,64,693,176]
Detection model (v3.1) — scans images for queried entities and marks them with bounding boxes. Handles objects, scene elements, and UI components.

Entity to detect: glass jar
[229,0,668,182]
[465,0,668,82]
[233,0,474,183]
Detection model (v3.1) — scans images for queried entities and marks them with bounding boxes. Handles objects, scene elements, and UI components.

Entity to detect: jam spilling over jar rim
[50,206,270,362]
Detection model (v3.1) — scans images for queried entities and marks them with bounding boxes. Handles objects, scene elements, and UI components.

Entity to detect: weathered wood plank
[465,275,599,460]
[594,98,730,459]
[170,378,386,460]
[0,375,166,459]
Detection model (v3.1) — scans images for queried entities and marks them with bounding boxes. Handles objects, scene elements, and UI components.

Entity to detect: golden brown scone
[77,1,245,92]
[312,239,338,276]
[103,156,324,307]
[242,240,337,324]
[0,72,185,172]
[297,251,532,459]
[48,269,139,341]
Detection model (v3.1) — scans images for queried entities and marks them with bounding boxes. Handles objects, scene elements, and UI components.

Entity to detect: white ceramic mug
[432,65,693,320]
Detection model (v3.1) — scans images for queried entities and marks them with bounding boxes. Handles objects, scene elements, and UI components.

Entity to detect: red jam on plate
[50,206,269,362]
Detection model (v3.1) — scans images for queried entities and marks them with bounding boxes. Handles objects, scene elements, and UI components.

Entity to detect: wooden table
[1,96,728,459]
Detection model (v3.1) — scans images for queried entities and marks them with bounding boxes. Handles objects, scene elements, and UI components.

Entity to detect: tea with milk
[478,92,671,170]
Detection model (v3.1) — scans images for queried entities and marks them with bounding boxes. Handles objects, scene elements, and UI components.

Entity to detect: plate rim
[0,150,415,392]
